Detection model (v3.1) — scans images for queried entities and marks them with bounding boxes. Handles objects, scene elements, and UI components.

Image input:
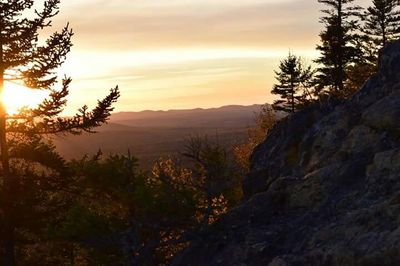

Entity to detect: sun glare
[3,82,48,115]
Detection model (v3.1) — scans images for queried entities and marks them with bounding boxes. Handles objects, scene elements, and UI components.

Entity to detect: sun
[2,82,49,115]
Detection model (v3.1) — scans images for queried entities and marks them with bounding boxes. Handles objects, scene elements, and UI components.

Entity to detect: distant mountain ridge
[112,104,263,118]
[110,104,263,128]
[54,104,266,166]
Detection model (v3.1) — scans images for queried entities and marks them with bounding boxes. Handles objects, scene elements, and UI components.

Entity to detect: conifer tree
[363,0,400,56]
[271,53,314,113]
[314,0,361,97]
[347,1,400,92]
[0,1,119,264]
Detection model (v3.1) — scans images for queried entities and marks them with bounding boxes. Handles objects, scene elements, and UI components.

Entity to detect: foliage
[45,138,242,265]
[0,136,76,265]
[3,134,240,265]
[182,136,243,213]
[234,105,276,173]
[362,0,400,50]
[346,0,400,91]
[271,53,314,113]
[314,0,362,98]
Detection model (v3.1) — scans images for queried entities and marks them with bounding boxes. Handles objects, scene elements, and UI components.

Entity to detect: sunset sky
[28,0,368,114]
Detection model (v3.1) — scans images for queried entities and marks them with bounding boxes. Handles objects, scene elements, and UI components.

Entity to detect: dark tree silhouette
[182,136,232,229]
[347,0,400,92]
[314,0,361,97]
[271,53,314,113]
[341,0,400,93]
[0,1,119,264]
[363,0,400,50]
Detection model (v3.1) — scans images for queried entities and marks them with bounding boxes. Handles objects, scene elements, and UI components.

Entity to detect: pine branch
[7,87,120,135]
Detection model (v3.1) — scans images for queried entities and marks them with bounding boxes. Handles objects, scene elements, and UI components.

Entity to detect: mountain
[172,41,400,265]
[110,104,263,128]
[53,104,264,167]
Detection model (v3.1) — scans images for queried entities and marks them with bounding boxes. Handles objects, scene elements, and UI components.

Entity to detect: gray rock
[172,41,400,266]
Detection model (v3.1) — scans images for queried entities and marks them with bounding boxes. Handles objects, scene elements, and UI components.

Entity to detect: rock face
[172,41,400,266]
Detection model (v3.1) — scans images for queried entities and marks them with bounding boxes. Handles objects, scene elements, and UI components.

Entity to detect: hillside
[172,40,400,265]
[53,105,263,166]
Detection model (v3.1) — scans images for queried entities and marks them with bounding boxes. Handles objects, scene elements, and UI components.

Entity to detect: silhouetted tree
[182,136,235,229]
[314,0,361,97]
[64,142,240,265]
[5,136,76,265]
[363,0,400,50]
[271,53,314,113]
[344,1,400,93]
[0,1,119,264]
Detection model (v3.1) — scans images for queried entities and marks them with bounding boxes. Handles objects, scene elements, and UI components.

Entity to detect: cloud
[53,0,321,50]
[63,56,282,113]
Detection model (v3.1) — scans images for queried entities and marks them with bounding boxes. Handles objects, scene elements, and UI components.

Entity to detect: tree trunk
[0,77,15,266]
[290,76,295,113]
[382,23,387,47]
[0,33,15,266]
[337,0,345,92]
[3,226,15,266]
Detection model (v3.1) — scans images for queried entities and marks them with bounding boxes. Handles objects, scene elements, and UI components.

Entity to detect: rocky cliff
[172,41,400,266]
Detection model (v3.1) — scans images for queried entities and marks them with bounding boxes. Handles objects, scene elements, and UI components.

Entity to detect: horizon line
[112,103,271,114]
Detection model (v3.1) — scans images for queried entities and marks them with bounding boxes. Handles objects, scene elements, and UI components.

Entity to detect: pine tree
[314,0,361,97]
[0,1,119,264]
[346,0,400,92]
[271,53,314,113]
[5,135,75,264]
[363,0,400,56]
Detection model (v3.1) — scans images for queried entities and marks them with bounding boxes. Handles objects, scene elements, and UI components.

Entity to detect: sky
[23,0,364,113]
